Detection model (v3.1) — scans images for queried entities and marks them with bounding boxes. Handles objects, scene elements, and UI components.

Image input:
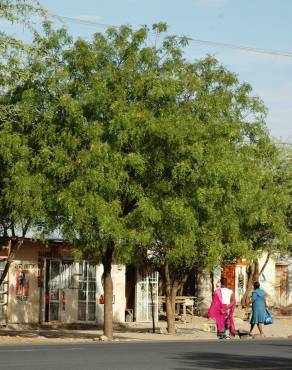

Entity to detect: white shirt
[221,288,233,305]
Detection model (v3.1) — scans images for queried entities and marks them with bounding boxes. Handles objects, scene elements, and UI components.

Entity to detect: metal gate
[135,271,159,322]
[0,259,8,324]
[44,260,60,321]
[77,262,97,321]
[44,259,75,322]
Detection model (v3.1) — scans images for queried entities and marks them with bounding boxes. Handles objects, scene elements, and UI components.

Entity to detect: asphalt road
[0,339,291,370]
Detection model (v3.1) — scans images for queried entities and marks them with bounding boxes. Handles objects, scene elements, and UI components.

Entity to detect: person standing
[249,281,267,337]
[208,277,236,339]
[238,267,244,301]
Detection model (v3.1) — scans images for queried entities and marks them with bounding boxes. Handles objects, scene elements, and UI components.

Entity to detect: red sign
[16,269,29,299]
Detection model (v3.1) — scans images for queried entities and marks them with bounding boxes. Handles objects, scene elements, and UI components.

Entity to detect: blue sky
[4,0,292,142]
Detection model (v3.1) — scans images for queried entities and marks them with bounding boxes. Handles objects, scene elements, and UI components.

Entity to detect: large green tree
[240,139,291,306]
[129,54,290,332]
[0,0,50,285]
[55,25,289,335]
[2,3,289,337]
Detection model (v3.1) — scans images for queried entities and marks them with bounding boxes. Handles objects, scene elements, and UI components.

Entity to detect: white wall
[8,260,40,324]
[6,242,40,324]
[258,252,276,307]
[3,241,126,325]
[96,264,126,324]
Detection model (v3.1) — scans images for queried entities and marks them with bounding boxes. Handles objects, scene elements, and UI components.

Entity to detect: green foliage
[0,1,46,88]
[0,6,65,241]
[1,4,290,274]
[281,146,292,234]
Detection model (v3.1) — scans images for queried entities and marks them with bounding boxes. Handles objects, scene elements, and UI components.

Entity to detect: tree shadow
[0,328,147,341]
[172,351,292,369]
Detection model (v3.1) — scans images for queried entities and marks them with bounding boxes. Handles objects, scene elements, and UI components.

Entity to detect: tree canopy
[0,2,291,336]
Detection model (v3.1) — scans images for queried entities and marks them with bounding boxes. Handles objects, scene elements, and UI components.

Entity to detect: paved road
[0,339,291,370]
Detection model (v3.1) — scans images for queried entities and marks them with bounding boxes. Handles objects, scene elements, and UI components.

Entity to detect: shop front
[0,239,125,326]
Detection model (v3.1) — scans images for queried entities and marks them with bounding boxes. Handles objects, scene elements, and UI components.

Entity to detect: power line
[185,38,292,59]
[48,13,292,146]
[276,142,292,147]
[49,13,292,59]
[49,14,112,30]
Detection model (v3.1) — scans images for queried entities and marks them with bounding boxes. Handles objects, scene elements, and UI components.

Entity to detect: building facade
[196,253,292,313]
[0,239,126,325]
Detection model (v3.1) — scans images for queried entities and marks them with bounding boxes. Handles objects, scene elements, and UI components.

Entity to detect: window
[48,261,61,321]
[0,259,7,323]
[135,271,159,322]
[78,262,97,321]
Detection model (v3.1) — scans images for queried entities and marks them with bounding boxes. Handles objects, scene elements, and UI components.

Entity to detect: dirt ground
[0,315,291,344]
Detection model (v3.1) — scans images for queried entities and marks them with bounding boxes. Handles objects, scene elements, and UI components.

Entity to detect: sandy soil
[0,316,291,344]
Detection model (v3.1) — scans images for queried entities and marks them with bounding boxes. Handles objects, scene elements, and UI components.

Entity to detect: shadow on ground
[171,351,292,369]
[0,330,99,339]
[0,325,161,340]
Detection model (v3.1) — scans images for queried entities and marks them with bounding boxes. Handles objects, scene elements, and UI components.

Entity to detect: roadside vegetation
[1,0,291,338]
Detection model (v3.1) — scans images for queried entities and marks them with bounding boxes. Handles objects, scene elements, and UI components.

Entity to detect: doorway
[77,262,97,321]
[44,260,61,321]
[135,271,159,322]
[44,259,74,322]
[275,264,288,307]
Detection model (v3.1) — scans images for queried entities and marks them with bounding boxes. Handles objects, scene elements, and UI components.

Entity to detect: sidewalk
[0,316,291,345]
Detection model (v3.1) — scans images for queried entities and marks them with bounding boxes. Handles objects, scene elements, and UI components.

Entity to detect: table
[159,296,196,323]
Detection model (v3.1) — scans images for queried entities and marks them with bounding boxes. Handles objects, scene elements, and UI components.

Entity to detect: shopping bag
[264,309,273,325]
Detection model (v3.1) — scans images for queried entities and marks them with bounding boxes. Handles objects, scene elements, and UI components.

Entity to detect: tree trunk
[164,259,176,334]
[102,242,114,340]
[210,272,214,296]
[0,238,24,286]
[241,261,255,307]
[253,259,259,282]
[259,253,271,276]
[241,256,270,307]
[165,294,176,334]
[170,281,179,314]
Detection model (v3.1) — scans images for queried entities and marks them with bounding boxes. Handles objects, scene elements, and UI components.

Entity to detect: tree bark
[241,261,256,307]
[102,242,114,340]
[163,259,176,334]
[170,281,179,314]
[259,253,271,275]
[0,238,24,286]
[165,294,176,334]
[161,259,190,334]
[210,271,214,296]
[241,255,270,307]
[253,259,260,282]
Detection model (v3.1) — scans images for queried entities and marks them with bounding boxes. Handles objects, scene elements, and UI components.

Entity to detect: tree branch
[0,238,24,286]
[259,252,271,275]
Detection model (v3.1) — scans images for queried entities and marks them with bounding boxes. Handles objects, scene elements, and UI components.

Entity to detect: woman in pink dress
[208,277,236,339]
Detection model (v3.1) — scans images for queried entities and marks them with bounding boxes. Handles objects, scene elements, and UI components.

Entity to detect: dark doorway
[125,266,136,321]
